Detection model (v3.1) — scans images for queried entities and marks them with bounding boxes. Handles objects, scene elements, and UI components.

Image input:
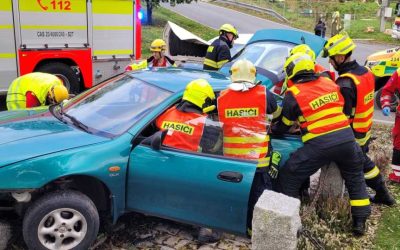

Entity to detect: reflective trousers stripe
[364,166,380,180]
[355,131,371,146]
[350,199,370,207]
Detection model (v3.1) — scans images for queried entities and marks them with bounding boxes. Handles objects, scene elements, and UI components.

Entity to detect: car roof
[127,67,231,92]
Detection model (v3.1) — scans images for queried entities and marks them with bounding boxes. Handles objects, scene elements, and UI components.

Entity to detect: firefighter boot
[370,185,396,206]
[390,149,400,183]
[352,217,367,236]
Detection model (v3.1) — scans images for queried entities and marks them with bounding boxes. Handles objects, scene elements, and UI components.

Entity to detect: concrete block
[252,190,301,250]
[320,162,345,199]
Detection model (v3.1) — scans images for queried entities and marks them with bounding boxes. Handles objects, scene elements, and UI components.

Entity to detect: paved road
[162,1,394,124]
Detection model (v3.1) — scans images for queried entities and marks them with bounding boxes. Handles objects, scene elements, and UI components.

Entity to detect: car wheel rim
[37,208,88,250]
[55,74,71,91]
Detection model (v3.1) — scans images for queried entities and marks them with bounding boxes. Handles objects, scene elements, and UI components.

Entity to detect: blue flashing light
[138,10,143,20]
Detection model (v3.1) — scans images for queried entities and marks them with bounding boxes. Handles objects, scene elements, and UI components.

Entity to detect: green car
[0,68,303,250]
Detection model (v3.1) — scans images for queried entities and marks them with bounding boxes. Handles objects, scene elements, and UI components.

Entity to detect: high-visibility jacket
[6,73,61,110]
[155,106,206,152]
[217,85,270,167]
[338,70,374,142]
[203,36,231,71]
[381,68,400,112]
[287,77,350,142]
[125,56,176,71]
[279,64,333,95]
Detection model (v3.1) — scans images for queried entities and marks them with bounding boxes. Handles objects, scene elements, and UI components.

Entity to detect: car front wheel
[23,190,99,250]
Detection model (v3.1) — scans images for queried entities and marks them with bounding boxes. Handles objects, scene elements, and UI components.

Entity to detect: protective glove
[268,151,282,179]
[382,107,391,116]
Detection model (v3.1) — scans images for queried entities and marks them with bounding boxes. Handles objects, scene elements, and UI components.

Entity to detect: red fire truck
[0,0,142,94]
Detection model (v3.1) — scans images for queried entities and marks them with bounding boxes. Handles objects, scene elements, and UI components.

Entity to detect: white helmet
[230,59,257,84]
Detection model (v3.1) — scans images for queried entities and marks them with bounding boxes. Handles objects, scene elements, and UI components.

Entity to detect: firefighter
[203,24,238,71]
[323,32,395,206]
[217,59,280,234]
[125,39,176,71]
[6,72,69,110]
[276,44,334,96]
[273,53,371,236]
[380,68,400,184]
[155,78,222,243]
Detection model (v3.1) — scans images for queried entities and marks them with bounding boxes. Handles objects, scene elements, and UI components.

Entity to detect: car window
[233,41,295,72]
[64,75,171,136]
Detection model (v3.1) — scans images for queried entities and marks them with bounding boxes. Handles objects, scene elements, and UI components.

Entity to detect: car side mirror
[150,130,167,151]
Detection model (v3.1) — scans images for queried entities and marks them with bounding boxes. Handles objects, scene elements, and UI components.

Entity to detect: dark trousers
[361,143,385,191]
[278,141,371,218]
[247,171,272,229]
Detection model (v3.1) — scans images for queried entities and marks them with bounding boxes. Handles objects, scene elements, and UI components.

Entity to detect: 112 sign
[37,0,72,11]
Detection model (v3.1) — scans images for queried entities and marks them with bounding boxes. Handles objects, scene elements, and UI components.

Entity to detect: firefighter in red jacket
[381,68,400,183]
[323,32,395,205]
[276,44,334,95]
[126,39,176,71]
[273,53,371,236]
[203,24,238,71]
[217,59,280,233]
[156,78,222,243]
[155,78,220,153]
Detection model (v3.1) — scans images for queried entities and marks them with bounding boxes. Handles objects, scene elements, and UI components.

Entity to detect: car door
[126,142,256,235]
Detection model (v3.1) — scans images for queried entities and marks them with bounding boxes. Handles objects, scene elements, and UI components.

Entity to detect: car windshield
[233,41,295,74]
[62,75,171,137]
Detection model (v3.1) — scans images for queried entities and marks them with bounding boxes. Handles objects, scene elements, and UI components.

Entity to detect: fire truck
[0,0,142,95]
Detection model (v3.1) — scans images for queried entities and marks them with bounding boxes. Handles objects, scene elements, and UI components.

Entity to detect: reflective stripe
[394,171,400,177]
[0,53,15,59]
[224,136,269,144]
[354,106,374,119]
[391,164,400,171]
[340,73,360,85]
[306,107,344,122]
[302,126,350,142]
[288,85,300,95]
[93,26,133,31]
[352,120,372,129]
[0,25,12,29]
[272,106,282,119]
[21,25,87,30]
[93,0,133,14]
[94,49,133,56]
[257,157,270,168]
[364,166,380,179]
[203,58,218,69]
[224,147,268,155]
[308,114,348,130]
[355,131,371,146]
[298,116,306,122]
[217,59,229,68]
[350,199,370,206]
[282,116,294,126]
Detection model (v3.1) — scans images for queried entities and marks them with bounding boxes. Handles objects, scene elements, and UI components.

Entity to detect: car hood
[367,47,400,62]
[0,112,109,167]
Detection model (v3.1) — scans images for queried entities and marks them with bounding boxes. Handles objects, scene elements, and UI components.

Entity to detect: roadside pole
[380,0,389,32]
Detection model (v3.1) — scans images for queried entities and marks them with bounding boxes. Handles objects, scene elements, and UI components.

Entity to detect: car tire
[37,62,81,95]
[22,190,99,250]
[0,220,11,250]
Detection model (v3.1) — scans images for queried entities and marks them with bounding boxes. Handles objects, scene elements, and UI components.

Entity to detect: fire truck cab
[0,0,141,95]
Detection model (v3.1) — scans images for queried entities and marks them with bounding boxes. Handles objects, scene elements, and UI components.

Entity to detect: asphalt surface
[162,1,395,124]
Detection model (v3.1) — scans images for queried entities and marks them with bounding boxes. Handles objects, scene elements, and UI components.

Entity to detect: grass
[374,184,400,249]
[212,0,398,44]
[141,6,218,58]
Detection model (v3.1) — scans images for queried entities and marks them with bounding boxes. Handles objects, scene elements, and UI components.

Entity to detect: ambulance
[0,0,142,94]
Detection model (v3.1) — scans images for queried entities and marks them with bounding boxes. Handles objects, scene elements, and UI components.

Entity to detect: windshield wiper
[58,102,90,133]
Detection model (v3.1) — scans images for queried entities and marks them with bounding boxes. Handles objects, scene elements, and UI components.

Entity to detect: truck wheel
[22,190,99,250]
[37,63,81,94]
